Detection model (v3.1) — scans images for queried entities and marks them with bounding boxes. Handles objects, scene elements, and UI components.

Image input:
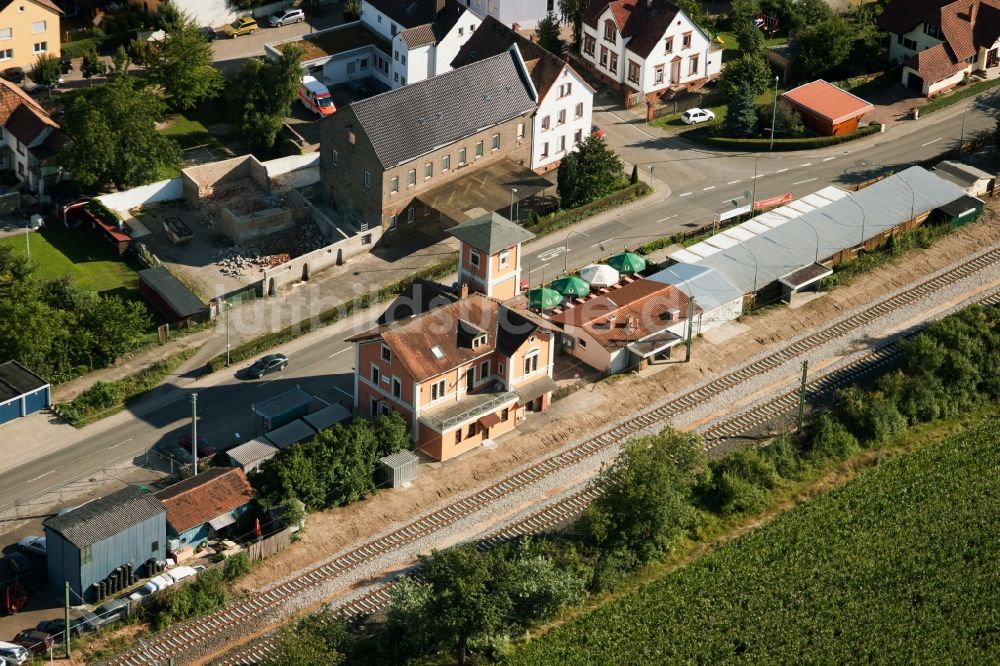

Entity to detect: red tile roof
[878,0,951,34]
[582,0,688,58]
[550,278,693,350]
[780,80,875,125]
[155,468,255,534]
[0,77,54,127]
[906,43,968,84]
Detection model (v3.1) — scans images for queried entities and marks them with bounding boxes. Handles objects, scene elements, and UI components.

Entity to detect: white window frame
[32,41,46,54]
[381,344,392,363]
[31,20,46,34]
[469,249,480,267]
[442,154,450,171]
[0,28,12,41]
[390,175,399,193]
[431,379,446,400]
[0,48,13,61]
[498,249,510,269]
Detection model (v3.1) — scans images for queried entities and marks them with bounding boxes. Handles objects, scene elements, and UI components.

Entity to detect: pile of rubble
[215,220,327,278]
[199,179,288,231]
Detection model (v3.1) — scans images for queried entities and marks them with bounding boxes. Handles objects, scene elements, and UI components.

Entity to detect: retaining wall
[260,223,383,295]
[96,178,183,211]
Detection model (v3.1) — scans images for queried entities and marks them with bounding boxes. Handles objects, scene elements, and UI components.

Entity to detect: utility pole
[190,393,198,476]
[685,296,696,362]
[797,360,808,432]
[64,581,71,658]
[225,302,232,367]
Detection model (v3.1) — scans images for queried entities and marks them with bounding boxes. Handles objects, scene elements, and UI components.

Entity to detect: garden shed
[0,360,50,426]
[780,80,874,136]
[378,450,419,489]
[138,266,209,326]
[227,439,280,474]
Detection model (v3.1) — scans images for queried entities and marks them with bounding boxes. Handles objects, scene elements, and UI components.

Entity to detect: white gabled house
[362,0,482,88]
[579,0,721,101]
[452,16,594,173]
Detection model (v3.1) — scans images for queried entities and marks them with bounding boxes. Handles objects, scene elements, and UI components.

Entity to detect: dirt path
[235,206,1000,594]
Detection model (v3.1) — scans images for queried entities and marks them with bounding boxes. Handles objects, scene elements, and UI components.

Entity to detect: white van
[298,76,336,117]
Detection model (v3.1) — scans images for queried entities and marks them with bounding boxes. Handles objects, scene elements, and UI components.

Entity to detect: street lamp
[734,238,759,309]
[801,218,821,262]
[648,165,655,187]
[509,188,518,221]
[750,154,762,211]
[564,230,591,274]
[225,301,232,367]
[844,191,866,250]
[190,393,199,476]
[897,172,916,223]
[769,75,780,151]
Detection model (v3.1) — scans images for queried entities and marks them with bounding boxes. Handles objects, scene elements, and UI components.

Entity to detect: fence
[247,527,293,561]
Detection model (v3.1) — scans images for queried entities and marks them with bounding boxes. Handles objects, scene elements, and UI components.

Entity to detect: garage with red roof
[780,80,876,137]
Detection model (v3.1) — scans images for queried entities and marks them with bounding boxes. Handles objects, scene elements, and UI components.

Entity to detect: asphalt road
[1,89,996,516]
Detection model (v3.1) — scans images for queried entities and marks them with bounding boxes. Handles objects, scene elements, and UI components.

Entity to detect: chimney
[970,2,978,23]
[459,281,469,299]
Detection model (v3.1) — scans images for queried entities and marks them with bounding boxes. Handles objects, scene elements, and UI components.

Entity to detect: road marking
[821,156,836,162]
[329,348,350,358]
[750,174,763,179]
[536,247,567,261]
[591,238,613,247]
[727,180,740,184]
[776,168,788,173]
[702,185,716,191]
[28,471,53,483]
[793,177,818,185]
[679,192,692,196]
[537,263,550,270]
[921,137,942,146]
[799,162,812,167]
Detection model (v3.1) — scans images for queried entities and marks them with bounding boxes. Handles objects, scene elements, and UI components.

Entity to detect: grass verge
[56,348,196,427]
[510,408,1000,664]
[921,76,1000,115]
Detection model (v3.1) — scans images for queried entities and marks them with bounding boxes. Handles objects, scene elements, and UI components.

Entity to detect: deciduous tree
[144,1,224,110]
[558,135,625,207]
[792,16,853,81]
[29,54,61,89]
[535,11,563,54]
[559,0,589,48]
[60,74,181,191]
[227,44,304,152]
[718,51,771,97]
[81,48,107,82]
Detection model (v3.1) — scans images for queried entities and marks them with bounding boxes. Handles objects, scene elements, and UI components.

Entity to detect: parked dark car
[35,615,92,638]
[93,599,129,627]
[12,630,52,653]
[1,68,24,84]
[177,433,218,458]
[199,26,217,41]
[246,353,288,379]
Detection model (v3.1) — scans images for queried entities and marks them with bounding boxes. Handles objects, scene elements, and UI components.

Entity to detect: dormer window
[603,19,616,43]
[472,333,488,349]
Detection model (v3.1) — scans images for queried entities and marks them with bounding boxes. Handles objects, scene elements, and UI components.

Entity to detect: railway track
[105,247,1000,666]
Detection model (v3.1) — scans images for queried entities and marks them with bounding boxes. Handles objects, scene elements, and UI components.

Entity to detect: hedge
[682,124,881,151]
[920,76,1000,115]
[526,182,651,237]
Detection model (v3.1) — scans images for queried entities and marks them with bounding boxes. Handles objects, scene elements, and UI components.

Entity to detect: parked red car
[13,629,53,653]
[591,124,606,139]
[177,434,218,458]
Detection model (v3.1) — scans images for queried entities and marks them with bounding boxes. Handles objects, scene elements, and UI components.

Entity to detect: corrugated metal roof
[264,419,317,450]
[0,360,47,403]
[139,267,207,319]
[302,404,352,432]
[254,387,313,419]
[647,263,744,311]
[690,167,971,294]
[44,485,164,548]
[380,450,420,468]
[228,439,279,467]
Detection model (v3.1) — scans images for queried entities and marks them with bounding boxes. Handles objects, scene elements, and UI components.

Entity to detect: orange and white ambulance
[298,76,336,117]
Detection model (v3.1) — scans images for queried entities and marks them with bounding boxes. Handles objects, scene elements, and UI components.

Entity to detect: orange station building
[348,213,556,460]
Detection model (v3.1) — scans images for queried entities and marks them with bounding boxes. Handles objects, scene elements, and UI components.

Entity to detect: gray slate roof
[448,212,536,254]
[350,50,536,168]
[139,266,207,319]
[0,360,47,404]
[44,485,165,549]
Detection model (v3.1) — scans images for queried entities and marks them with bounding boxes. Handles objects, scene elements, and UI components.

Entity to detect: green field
[0,223,139,296]
[512,419,1000,664]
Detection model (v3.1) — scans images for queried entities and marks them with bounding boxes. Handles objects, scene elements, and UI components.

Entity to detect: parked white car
[166,566,198,584]
[0,641,28,664]
[17,536,45,557]
[681,108,716,125]
[268,8,304,27]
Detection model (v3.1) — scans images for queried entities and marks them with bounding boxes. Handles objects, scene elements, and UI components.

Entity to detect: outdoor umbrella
[607,251,647,274]
[580,263,620,288]
[550,275,591,298]
[527,287,563,310]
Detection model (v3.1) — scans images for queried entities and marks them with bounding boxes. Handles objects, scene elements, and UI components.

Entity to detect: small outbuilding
[780,80,875,136]
[378,450,419,488]
[155,467,256,555]
[227,439,280,474]
[252,386,328,433]
[301,403,352,432]
[933,161,995,197]
[44,485,166,602]
[0,360,50,426]
[264,419,318,450]
[138,266,209,326]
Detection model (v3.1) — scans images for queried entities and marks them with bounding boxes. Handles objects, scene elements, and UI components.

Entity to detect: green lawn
[511,419,1000,664]
[0,223,139,295]
[651,88,779,132]
[715,32,788,62]
[157,113,233,179]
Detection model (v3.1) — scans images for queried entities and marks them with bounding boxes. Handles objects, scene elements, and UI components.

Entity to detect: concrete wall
[97,178,183,212]
[182,156,254,204]
[261,223,384,294]
[128,0,291,29]
[220,207,294,244]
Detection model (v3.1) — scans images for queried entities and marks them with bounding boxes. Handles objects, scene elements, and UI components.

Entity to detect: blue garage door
[0,400,19,425]
[24,387,49,415]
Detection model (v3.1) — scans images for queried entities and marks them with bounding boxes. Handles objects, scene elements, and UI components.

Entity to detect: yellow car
[223,16,258,38]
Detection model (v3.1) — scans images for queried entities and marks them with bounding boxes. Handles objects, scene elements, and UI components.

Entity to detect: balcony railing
[421,391,519,431]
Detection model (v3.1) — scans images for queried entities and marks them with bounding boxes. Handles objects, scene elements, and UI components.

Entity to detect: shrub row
[683,124,880,151]
[525,182,650,237]
[921,76,1000,115]
[56,348,195,427]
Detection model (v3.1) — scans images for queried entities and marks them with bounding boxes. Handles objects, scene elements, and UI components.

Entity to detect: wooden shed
[780,80,875,136]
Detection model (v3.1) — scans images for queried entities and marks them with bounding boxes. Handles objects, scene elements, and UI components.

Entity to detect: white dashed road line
[776,168,788,173]
[822,156,836,162]
[793,177,818,185]
[702,185,716,191]
[799,162,812,167]
[921,137,942,146]
[679,192,692,196]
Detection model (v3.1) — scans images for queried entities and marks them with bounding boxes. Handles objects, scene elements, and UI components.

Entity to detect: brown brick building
[320,50,537,231]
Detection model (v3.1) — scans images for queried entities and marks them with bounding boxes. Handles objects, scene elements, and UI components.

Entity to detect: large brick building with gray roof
[320,49,537,231]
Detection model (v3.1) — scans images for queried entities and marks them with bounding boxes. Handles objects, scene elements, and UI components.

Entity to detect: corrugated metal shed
[647,263,744,310]
[691,167,970,294]
[44,486,164,548]
[378,450,419,488]
[302,404,352,432]
[264,419,317,450]
[228,439,279,472]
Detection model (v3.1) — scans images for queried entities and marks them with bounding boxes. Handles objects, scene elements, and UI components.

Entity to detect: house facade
[452,16,594,172]
[44,486,167,602]
[362,0,481,88]
[349,214,556,461]
[465,0,562,28]
[0,77,66,197]
[320,50,535,231]
[879,0,1000,96]
[579,0,721,100]
[0,0,61,73]
[155,467,256,557]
